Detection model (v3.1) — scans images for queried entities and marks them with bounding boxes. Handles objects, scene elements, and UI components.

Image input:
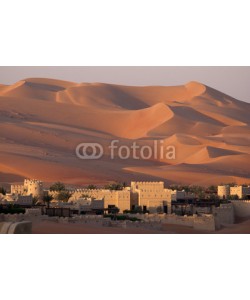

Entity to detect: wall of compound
[217,185,230,199]
[212,204,234,229]
[231,200,250,218]
[70,189,130,212]
[193,215,216,231]
[11,185,24,195]
[128,213,216,231]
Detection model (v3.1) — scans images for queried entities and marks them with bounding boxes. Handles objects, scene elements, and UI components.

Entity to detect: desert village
[1,178,250,233]
[1,77,250,233]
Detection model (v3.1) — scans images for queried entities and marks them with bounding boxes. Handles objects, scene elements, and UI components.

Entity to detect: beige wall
[231,201,250,218]
[212,204,234,229]
[11,185,24,195]
[24,179,43,199]
[11,179,43,199]
[131,182,172,211]
[217,185,230,199]
[71,189,130,212]
[230,186,250,199]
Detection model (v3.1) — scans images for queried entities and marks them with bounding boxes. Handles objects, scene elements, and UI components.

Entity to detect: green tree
[81,194,90,198]
[32,196,39,205]
[104,182,123,190]
[228,194,239,200]
[189,185,205,197]
[208,194,220,201]
[49,182,66,192]
[56,191,70,202]
[43,194,53,208]
[87,185,97,190]
[156,206,163,214]
[208,185,217,193]
[0,186,6,195]
[131,206,143,214]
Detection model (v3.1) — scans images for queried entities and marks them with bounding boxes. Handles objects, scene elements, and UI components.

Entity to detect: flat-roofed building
[11,179,43,200]
[217,185,230,199]
[130,181,172,213]
[70,189,130,213]
[230,186,250,199]
[16,195,33,206]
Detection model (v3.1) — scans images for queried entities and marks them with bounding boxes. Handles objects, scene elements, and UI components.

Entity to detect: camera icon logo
[75,143,104,160]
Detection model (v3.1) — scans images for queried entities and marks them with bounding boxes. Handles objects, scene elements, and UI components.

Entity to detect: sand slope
[0,78,249,186]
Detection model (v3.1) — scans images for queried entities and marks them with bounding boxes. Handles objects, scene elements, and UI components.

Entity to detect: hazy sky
[0,66,249,102]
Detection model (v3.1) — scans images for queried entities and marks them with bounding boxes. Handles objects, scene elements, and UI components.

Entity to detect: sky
[0,66,249,102]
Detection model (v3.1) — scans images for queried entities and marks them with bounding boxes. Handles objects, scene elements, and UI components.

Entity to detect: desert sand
[0,78,249,186]
[32,220,207,234]
[32,219,250,234]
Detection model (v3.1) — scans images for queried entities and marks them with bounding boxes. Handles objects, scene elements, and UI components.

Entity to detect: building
[168,190,186,201]
[11,184,24,195]
[70,182,176,214]
[11,179,44,199]
[230,186,250,199]
[16,195,33,206]
[70,189,130,213]
[217,185,230,199]
[130,181,172,213]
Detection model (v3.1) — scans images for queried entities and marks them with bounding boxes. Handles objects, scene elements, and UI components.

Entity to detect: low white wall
[0,213,49,223]
[1,208,234,232]
[0,221,32,234]
[127,213,216,231]
[25,208,42,216]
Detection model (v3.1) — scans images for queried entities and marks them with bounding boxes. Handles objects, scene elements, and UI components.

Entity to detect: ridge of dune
[0,80,26,95]
[0,78,77,101]
[164,133,202,146]
[183,82,250,113]
[185,146,244,164]
[184,81,207,97]
[1,77,248,111]
[23,77,76,86]
[110,102,174,139]
[205,146,244,158]
[56,82,149,110]
[193,107,248,126]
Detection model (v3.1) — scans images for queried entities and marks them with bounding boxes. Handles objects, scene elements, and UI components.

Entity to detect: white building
[16,195,33,206]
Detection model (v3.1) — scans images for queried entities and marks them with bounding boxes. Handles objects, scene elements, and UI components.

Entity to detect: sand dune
[185,146,244,164]
[0,78,249,186]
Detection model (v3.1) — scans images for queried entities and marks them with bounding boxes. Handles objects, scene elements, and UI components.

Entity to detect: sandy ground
[31,217,250,234]
[32,221,165,234]
[215,218,250,234]
[0,78,250,186]
[32,221,210,234]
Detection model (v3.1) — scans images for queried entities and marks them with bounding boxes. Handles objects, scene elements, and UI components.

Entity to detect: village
[0,179,250,233]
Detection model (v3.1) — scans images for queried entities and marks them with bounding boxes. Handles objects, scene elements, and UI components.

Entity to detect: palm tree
[0,186,6,195]
[87,185,97,190]
[43,194,53,208]
[56,191,71,202]
[49,182,66,192]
